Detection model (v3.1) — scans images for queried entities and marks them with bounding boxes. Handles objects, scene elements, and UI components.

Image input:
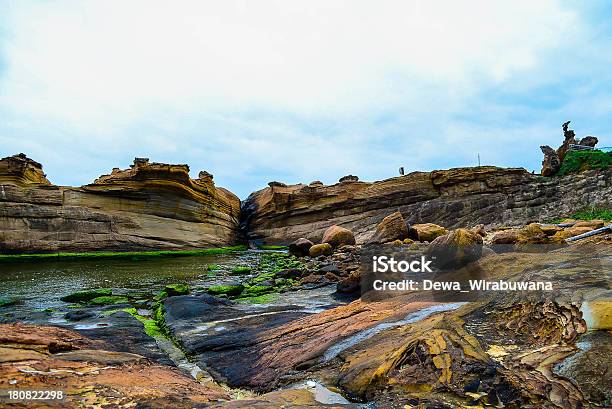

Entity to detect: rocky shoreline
[0,132,611,408]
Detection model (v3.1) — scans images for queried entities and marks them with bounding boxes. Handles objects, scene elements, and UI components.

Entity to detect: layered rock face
[243,166,611,244]
[0,155,240,253]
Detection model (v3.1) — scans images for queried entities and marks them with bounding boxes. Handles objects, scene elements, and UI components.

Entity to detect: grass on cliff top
[570,207,612,221]
[549,206,612,223]
[556,150,612,176]
[0,245,247,263]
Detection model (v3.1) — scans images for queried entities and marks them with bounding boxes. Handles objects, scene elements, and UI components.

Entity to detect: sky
[0,0,611,198]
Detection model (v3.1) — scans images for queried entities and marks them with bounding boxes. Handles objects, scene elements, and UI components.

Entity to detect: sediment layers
[243,166,611,244]
[0,155,240,253]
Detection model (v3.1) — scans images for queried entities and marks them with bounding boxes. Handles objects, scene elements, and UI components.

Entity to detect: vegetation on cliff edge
[556,150,612,176]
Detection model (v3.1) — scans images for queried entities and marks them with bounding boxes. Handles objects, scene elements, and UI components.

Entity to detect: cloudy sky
[0,1,611,198]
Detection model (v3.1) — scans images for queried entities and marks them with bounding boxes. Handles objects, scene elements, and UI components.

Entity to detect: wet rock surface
[0,323,230,408]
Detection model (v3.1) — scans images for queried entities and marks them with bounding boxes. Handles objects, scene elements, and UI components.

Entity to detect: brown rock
[0,156,240,252]
[471,224,487,237]
[368,212,409,244]
[412,223,448,242]
[0,323,229,407]
[288,238,314,257]
[242,166,611,245]
[557,120,578,162]
[309,243,333,257]
[540,145,561,177]
[322,225,356,248]
[491,223,548,245]
[553,226,594,240]
[337,270,361,294]
[578,136,598,147]
[427,228,483,268]
[574,219,605,229]
[339,175,359,183]
[0,153,50,186]
[540,224,563,235]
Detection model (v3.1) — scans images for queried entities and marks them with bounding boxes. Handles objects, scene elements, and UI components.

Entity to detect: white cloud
[1,0,606,197]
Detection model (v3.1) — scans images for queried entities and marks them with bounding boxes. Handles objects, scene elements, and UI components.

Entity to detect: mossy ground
[556,150,612,176]
[121,307,162,337]
[0,245,247,263]
[257,245,288,250]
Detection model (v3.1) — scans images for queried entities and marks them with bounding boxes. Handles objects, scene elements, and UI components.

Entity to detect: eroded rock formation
[540,121,601,176]
[243,166,611,245]
[0,155,240,253]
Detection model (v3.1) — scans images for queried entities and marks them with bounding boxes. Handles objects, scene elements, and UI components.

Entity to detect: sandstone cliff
[242,166,611,244]
[0,155,240,253]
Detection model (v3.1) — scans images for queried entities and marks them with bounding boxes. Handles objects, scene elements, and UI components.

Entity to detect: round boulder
[427,228,483,269]
[368,212,409,244]
[309,243,333,257]
[412,223,448,242]
[322,225,356,248]
[288,238,314,257]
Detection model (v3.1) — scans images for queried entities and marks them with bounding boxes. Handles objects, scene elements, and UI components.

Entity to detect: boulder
[540,225,563,236]
[578,136,598,147]
[339,175,359,183]
[573,220,605,229]
[471,224,487,237]
[288,238,313,257]
[552,226,594,240]
[309,243,333,257]
[368,212,409,244]
[491,223,548,245]
[322,225,356,248]
[427,228,483,268]
[336,270,361,294]
[412,223,448,242]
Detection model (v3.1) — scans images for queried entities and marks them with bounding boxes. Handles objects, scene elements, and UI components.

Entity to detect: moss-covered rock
[231,266,251,274]
[164,284,190,297]
[207,284,244,297]
[88,295,129,306]
[243,285,274,297]
[236,293,278,304]
[60,288,112,303]
[309,243,333,257]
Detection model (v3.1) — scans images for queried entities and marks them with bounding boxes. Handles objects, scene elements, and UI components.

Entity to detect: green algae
[121,307,162,337]
[0,245,248,263]
[207,284,244,297]
[163,284,190,297]
[231,265,251,274]
[236,293,278,304]
[88,295,129,306]
[60,288,112,303]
